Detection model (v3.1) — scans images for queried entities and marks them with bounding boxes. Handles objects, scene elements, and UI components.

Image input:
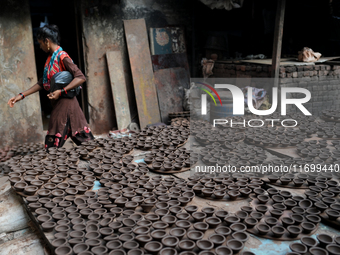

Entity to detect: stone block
[297,66,304,72]
[280,78,293,84]
[304,65,314,71]
[286,66,297,73]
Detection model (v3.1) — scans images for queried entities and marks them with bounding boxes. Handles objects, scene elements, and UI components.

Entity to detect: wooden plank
[154,68,186,124]
[271,0,286,86]
[240,58,294,65]
[124,19,161,128]
[106,51,131,130]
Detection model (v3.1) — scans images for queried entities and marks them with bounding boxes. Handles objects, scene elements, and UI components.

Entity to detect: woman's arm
[48,57,86,100]
[8,83,42,108]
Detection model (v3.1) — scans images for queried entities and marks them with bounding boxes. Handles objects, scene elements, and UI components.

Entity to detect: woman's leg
[44,119,71,151]
[70,129,95,146]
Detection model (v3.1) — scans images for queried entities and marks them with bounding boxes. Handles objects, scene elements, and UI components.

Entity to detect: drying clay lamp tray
[247,198,318,241]
[147,163,197,174]
[245,140,298,149]
[321,115,340,123]
[136,139,189,151]
[19,196,56,255]
[263,178,310,190]
[196,194,251,202]
[320,212,340,228]
[194,137,244,147]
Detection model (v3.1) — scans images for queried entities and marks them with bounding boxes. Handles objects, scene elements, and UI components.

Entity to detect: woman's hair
[36,24,60,45]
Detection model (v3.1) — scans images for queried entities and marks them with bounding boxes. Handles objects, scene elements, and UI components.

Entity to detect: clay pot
[151,229,167,241]
[175,220,191,230]
[256,224,270,235]
[299,199,313,209]
[145,214,160,222]
[169,228,186,239]
[241,206,253,214]
[162,236,179,248]
[272,195,284,204]
[178,240,196,251]
[73,243,89,254]
[235,211,248,221]
[123,241,139,250]
[135,235,152,247]
[226,239,244,254]
[265,217,278,227]
[310,247,329,255]
[255,205,268,214]
[289,243,307,254]
[215,210,229,221]
[55,246,72,255]
[224,216,240,226]
[244,217,258,229]
[270,209,283,219]
[257,195,270,204]
[231,231,249,243]
[162,215,176,226]
[287,226,302,238]
[326,244,340,255]
[230,223,246,233]
[291,214,304,225]
[209,234,226,247]
[301,222,316,234]
[202,207,215,217]
[301,236,318,249]
[215,246,233,255]
[196,240,214,251]
[228,190,240,200]
[281,217,295,228]
[184,205,198,214]
[191,212,206,222]
[14,181,28,192]
[318,234,334,248]
[186,230,203,242]
[326,209,340,221]
[41,221,56,232]
[159,248,177,255]
[205,217,221,229]
[51,238,68,248]
[193,222,209,232]
[145,241,163,255]
[202,188,214,197]
[271,226,285,238]
[306,215,321,225]
[92,246,109,255]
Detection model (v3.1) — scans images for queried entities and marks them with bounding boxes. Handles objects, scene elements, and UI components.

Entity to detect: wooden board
[154,68,186,124]
[106,51,131,130]
[123,19,161,128]
[240,58,294,65]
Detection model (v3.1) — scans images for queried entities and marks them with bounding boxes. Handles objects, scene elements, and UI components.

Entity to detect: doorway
[29,0,88,130]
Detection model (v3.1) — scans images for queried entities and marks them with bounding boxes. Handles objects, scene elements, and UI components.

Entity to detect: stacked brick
[212,62,340,115]
[213,63,271,78]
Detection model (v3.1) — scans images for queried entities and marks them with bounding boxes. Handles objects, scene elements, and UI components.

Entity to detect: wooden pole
[271,0,286,87]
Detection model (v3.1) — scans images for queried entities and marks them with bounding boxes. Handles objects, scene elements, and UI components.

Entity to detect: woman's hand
[47,90,61,100]
[7,95,23,108]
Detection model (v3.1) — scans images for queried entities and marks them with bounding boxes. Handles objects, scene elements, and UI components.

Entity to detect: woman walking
[8,24,94,150]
